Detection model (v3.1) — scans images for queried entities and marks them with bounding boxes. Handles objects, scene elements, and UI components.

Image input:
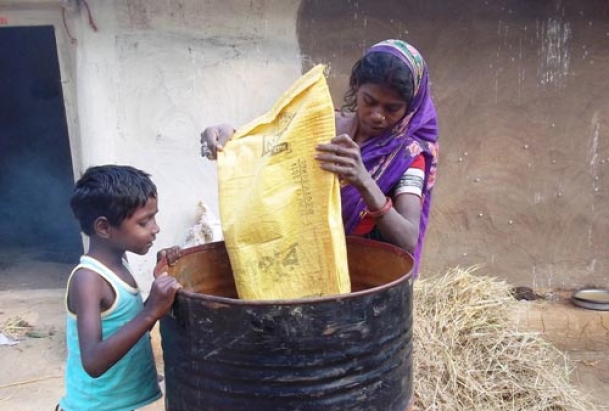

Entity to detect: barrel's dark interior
[160,238,413,298]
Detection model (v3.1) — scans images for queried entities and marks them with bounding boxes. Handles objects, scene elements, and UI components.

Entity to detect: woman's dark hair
[70,165,157,236]
[342,51,414,112]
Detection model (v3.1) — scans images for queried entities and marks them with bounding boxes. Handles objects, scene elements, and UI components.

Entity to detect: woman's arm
[370,190,422,253]
[315,133,422,254]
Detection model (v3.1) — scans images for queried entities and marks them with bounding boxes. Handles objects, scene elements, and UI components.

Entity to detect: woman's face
[356,83,408,138]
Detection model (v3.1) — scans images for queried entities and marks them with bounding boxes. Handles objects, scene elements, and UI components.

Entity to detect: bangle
[366,196,393,219]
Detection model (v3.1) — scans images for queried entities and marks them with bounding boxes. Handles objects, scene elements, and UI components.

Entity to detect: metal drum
[156,237,414,411]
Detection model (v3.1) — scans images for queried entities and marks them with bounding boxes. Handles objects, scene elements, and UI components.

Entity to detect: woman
[201,39,439,277]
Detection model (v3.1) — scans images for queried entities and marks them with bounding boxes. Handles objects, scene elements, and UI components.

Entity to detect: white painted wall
[1,0,303,290]
[69,0,303,289]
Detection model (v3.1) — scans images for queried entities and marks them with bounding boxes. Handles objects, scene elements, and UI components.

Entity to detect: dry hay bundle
[413,266,603,411]
[0,315,32,339]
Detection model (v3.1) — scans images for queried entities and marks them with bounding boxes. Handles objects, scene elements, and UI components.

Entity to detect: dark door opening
[0,25,81,289]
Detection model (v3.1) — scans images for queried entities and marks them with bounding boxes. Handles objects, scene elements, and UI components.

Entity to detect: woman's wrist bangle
[366,196,393,219]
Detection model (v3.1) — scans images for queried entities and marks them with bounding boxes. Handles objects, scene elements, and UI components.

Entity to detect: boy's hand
[157,246,181,266]
[145,273,181,319]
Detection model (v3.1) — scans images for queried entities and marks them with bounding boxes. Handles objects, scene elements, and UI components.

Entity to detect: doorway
[0,25,81,289]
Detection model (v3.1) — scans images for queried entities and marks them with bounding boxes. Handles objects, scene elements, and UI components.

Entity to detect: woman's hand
[200,124,235,160]
[315,134,372,188]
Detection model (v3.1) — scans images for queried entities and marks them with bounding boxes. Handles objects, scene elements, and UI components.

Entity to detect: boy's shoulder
[67,260,118,312]
[67,266,107,297]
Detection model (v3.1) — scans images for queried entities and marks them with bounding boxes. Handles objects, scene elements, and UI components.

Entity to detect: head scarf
[341,39,439,276]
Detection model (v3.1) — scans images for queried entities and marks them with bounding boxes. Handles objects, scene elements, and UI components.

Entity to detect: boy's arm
[70,269,180,378]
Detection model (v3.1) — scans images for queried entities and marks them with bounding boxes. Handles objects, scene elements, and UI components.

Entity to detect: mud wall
[2,0,607,291]
[297,0,609,290]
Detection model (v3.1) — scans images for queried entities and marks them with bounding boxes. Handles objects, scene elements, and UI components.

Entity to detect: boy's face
[111,197,160,255]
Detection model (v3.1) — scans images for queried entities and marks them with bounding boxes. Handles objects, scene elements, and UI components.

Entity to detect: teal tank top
[59,256,161,411]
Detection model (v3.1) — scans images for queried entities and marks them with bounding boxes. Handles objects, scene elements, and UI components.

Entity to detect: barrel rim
[155,236,413,305]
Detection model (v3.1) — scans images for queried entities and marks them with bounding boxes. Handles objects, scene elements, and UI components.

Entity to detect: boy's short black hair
[70,165,157,236]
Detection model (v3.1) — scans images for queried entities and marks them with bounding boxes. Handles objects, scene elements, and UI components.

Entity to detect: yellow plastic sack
[217,65,351,300]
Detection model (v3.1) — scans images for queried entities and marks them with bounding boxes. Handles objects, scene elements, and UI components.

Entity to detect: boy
[57,165,181,411]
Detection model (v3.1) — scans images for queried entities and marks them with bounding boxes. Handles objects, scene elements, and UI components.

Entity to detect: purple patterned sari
[341,40,439,277]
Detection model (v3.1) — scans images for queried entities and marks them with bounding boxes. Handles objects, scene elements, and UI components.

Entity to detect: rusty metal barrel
[155,237,414,411]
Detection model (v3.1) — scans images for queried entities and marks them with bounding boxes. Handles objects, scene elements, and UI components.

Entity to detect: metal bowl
[570,288,609,311]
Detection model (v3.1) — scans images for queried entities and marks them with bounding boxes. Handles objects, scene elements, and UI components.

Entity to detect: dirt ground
[1,255,608,411]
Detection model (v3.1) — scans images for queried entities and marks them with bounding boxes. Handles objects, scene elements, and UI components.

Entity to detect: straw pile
[0,315,32,339]
[412,266,604,411]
